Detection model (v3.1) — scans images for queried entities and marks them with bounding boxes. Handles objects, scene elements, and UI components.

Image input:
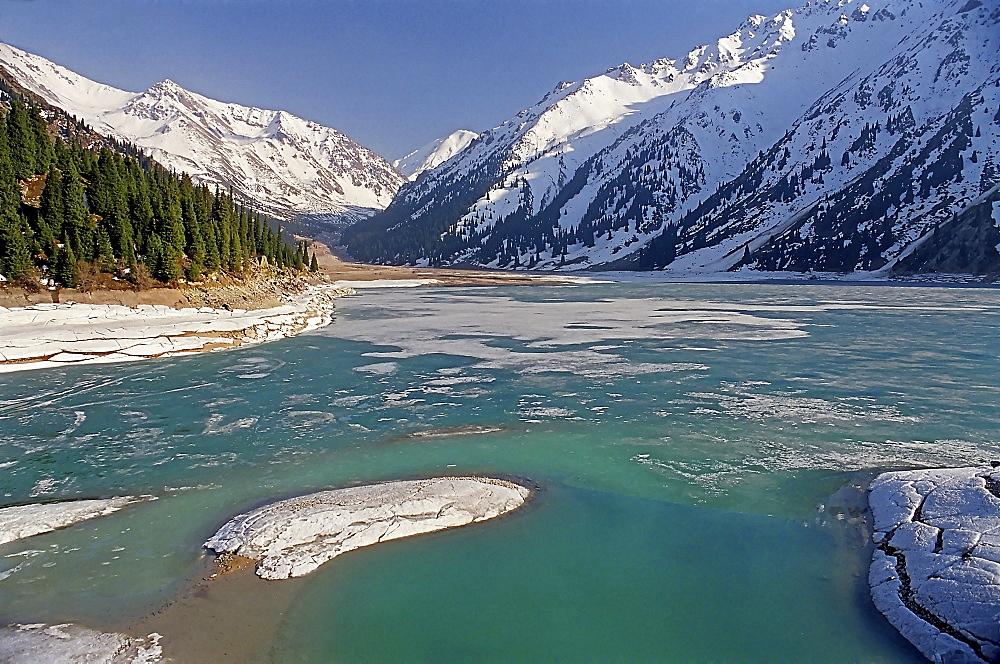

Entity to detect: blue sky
[0,0,793,160]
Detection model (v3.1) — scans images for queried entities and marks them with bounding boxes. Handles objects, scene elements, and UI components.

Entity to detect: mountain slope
[344,0,1000,276]
[0,43,406,221]
[394,130,478,179]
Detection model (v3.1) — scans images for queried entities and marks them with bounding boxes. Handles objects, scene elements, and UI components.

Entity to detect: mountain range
[0,42,406,223]
[342,0,1000,276]
[2,0,998,277]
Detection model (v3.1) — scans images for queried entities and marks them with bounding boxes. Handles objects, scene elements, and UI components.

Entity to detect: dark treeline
[0,99,314,288]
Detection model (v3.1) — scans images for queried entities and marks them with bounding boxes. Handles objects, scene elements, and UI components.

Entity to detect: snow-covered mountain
[344,0,1000,276]
[0,42,406,221]
[393,130,478,180]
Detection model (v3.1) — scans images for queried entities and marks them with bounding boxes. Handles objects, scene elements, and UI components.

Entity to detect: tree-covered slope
[0,98,311,288]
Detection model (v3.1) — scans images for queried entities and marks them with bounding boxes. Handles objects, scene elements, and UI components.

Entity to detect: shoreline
[0,256,586,374]
[0,283,352,374]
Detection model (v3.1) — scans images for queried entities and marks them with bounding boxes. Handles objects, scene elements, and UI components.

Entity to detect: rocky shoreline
[0,623,163,664]
[0,272,331,312]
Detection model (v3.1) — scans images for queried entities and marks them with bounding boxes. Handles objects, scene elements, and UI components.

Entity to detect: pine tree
[309,252,318,272]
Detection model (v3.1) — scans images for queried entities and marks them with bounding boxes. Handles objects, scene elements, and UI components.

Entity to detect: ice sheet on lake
[687,382,919,424]
[0,285,350,374]
[322,291,808,380]
[330,279,439,289]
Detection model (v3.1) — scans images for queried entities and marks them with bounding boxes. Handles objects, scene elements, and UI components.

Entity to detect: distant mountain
[0,43,406,222]
[344,0,1000,277]
[393,130,479,180]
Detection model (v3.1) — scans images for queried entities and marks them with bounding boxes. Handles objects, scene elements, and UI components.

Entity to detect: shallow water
[1,282,998,661]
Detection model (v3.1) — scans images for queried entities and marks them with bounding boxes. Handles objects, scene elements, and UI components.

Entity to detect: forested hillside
[0,98,312,289]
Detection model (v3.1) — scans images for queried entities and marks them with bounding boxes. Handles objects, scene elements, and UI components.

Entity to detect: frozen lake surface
[1,282,998,662]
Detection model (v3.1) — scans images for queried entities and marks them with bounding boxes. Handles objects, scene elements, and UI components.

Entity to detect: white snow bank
[868,466,1000,663]
[329,279,439,289]
[0,285,352,374]
[0,497,151,546]
[0,623,162,664]
[205,477,530,579]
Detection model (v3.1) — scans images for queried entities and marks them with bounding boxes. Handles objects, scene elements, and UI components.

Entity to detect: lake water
[1,282,998,662]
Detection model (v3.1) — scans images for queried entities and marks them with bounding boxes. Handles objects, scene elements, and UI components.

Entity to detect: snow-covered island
[0,285,353,374]
[868,466,1000,663]
[0,496,150,547]
[205,477,530,579]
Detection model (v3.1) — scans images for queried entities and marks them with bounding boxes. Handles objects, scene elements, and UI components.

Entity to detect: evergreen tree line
[0,99,316,287]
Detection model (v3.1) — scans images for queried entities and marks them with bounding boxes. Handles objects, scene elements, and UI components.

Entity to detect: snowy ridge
[0,42,406,220]
[345,0,1000,276]
[394,129,478,179]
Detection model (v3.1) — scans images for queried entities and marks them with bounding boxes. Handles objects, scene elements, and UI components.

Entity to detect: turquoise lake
[1,281,999,662]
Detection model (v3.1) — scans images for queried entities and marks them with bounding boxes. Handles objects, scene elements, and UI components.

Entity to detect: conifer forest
[0,99,310,289]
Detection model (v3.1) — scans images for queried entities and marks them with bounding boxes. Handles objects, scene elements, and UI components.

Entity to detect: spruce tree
[0,214,32,280]
[53,235,78,287]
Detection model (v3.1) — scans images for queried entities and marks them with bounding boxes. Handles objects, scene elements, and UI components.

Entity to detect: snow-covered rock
[0,623,162,664]
[204,477,530,579]
[394,130,479,180]
[868,466,1000,663]
[0,43,406,221]
[0,497,149,547]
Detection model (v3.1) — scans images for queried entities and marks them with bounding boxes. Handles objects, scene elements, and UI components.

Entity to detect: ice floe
[0,496,150,547]
[204,477,530,579]
[868,466,1000,663]
[0,285,352,374]
[0,623,162,663]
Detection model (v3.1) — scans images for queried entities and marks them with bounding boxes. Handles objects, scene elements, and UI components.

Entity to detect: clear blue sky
[0,0,793,160]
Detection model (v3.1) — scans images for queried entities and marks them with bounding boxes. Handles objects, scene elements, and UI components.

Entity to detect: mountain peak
[0,43,405,220]
[148,78,182,93]
[393,129,479,180]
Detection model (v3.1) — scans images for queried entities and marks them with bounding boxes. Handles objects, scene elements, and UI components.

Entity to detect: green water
[2,282,998,661]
